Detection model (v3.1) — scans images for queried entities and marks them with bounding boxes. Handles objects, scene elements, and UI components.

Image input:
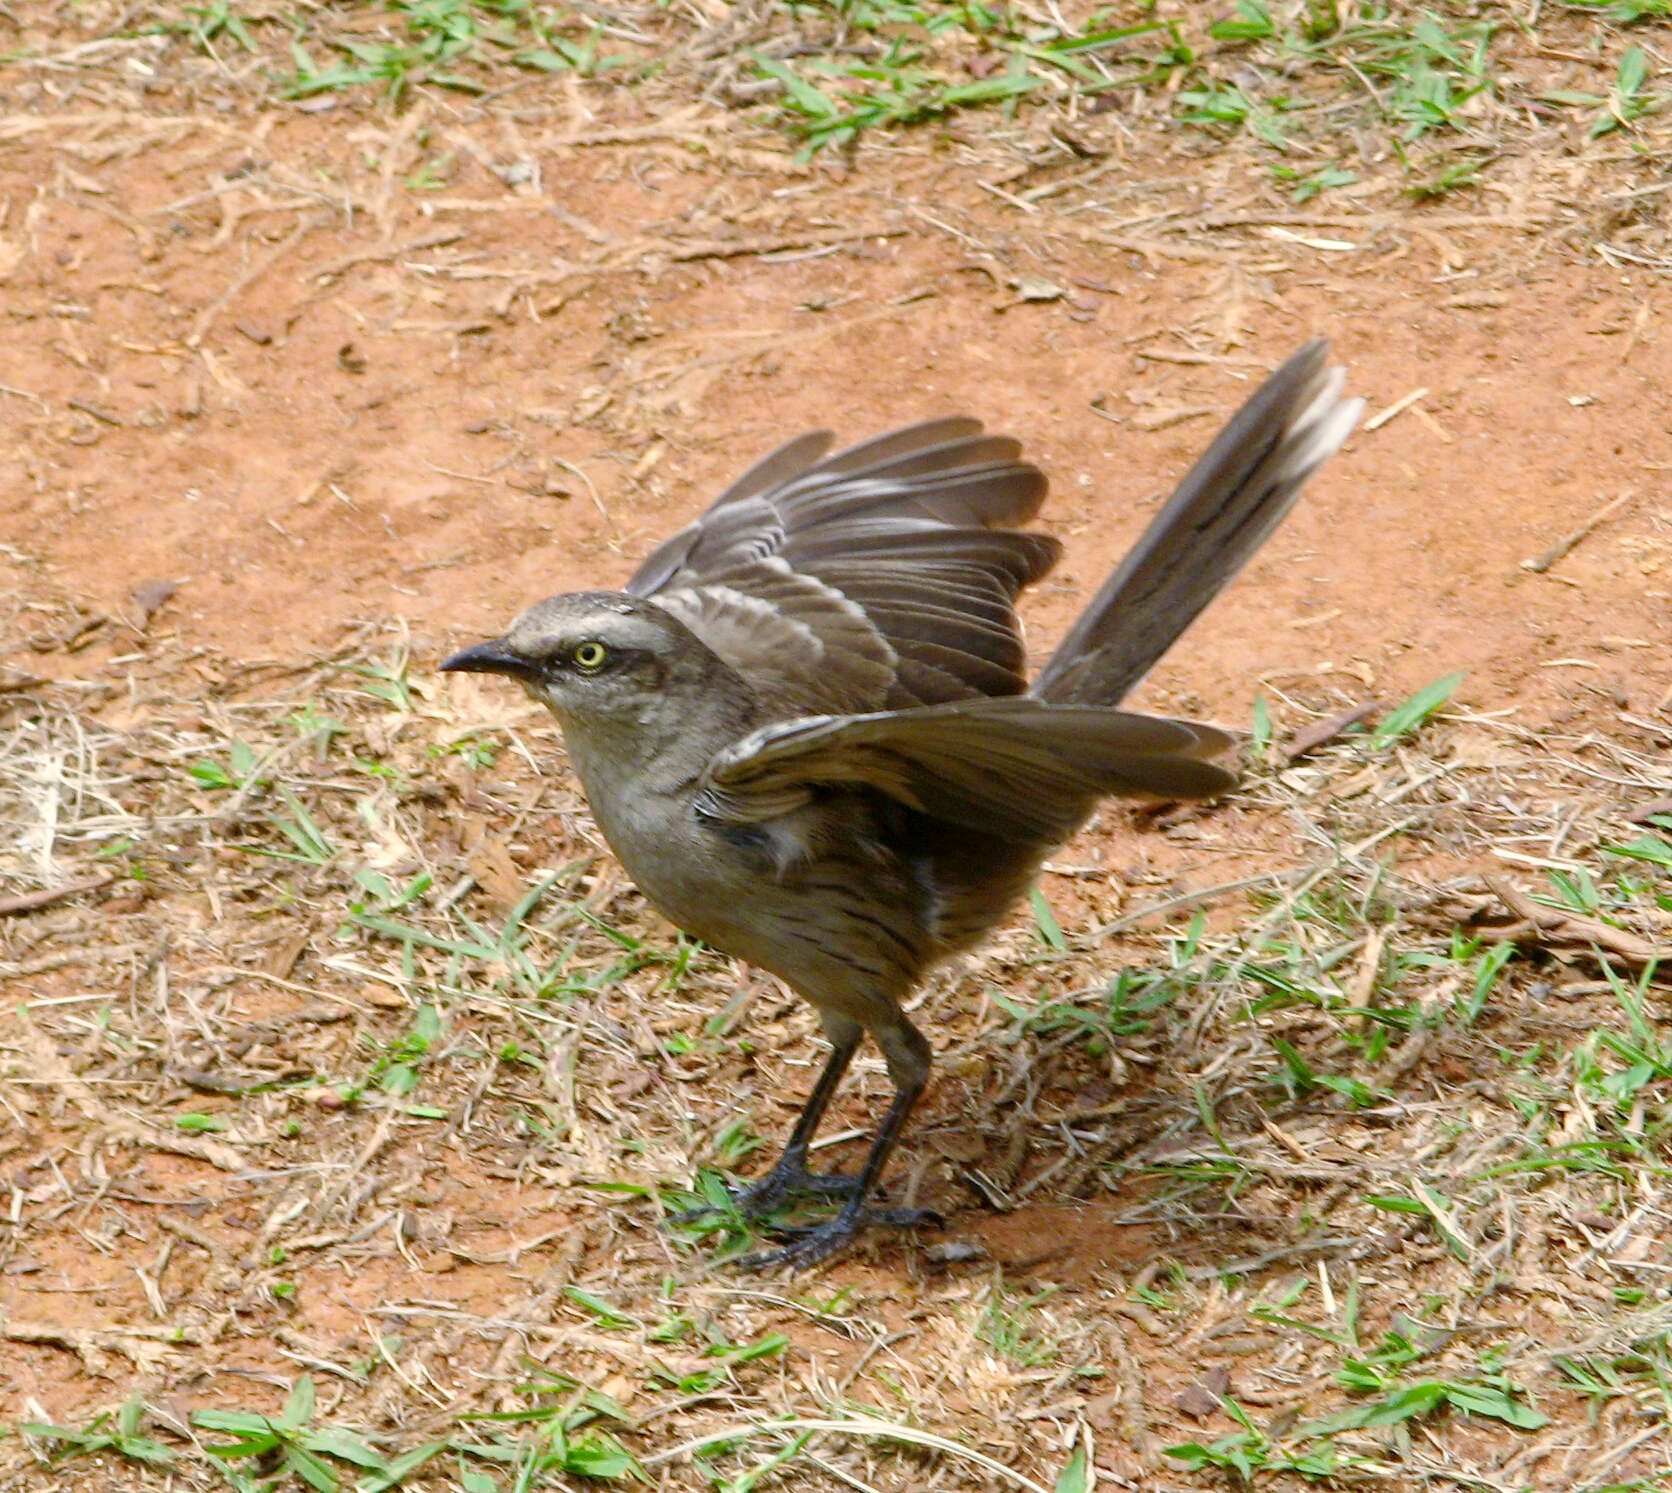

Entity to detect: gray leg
[744,1016,941,1270]
[730,1017,864,1216]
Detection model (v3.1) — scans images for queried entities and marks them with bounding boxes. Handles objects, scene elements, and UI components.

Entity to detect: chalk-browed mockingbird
[443,339,1362,1267]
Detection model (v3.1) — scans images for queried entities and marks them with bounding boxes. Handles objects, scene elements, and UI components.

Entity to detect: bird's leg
[729,1018,863,1216]
[744,1017,941,1271]
[670,1020,863,1226]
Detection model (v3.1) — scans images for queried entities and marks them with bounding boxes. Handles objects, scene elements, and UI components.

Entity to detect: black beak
[440,638,537,680]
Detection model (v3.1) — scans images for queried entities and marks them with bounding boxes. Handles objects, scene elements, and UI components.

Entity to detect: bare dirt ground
[2,4,1670,1491]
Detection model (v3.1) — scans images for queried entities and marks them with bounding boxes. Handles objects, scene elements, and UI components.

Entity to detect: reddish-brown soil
[4,115,1666,726]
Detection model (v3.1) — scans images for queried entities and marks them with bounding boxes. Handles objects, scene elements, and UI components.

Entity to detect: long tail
[1033,339,1362,707]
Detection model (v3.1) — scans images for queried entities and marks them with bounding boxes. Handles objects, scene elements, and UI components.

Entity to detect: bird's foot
[668,1155,859,1226]
[734,1163,859,1216]
[741,1203,943,1272]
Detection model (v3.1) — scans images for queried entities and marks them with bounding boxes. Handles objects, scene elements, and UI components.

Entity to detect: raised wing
[695,696,1235,846]
[627,420,1062,714]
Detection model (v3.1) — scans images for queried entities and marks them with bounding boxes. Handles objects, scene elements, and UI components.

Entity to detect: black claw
[741,1204,942,1270]
[736,1168,859,1215]
[668,1160,862,1229]
[666,1199,727,1227]
[870,1205,944,1230]
[741,1217,860,1271]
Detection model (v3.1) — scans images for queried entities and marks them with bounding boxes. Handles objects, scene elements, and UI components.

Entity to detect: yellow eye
[571,641,609,671]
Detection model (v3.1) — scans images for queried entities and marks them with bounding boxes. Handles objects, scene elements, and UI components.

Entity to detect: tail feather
[1033,339,1362,706]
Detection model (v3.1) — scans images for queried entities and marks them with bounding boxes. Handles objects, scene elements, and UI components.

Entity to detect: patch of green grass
[351,646,420,713]
[436,729,499,769]
[1218,1289,1553,1473]
[291,0,637,102]
[1176,80,1304,147]
[1401,152,1486,198]
[974,1279,1061,1367]
[346,862,676,1007]
[456,1365,642,1483]
[20,1395,177,1474]
[1273,161,1361,201]
[1602,827,1672,873]
[991,960,1187,1059]
[354,1000,448,1107]
[1167,1396,1369,1482]
[1312,1338,1549,1432]
[146,0,1672,207]
[1267,1035,1383,1107]
[1564,0,1672,21]
[750,3,1169,154]
[1556,1322,1672,1417]
[188,735,265,792]
[1353,12,1497,140]
[1369,670,1463,749]
[1545,42,1663,136]
[255,786,338,866]
[752,3,1505,169]
[164,0,640,105]
[753,47,1042,155]
[194,1373,449,1490]
[165,1,257,54]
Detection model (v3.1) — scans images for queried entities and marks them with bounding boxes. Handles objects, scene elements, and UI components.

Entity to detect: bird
[442,338,1362,1269]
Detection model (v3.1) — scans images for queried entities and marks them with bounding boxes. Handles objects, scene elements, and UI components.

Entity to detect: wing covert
[696,697,1235,844]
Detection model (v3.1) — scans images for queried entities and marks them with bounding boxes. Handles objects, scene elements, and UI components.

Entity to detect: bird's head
[442,592,750,771]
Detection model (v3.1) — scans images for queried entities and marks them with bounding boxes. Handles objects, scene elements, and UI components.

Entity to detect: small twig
[308,228,468,283]
[66,398,123,426]
[1284,699,1379,761]
[189,216,317,348]
[0,875,115,917]
[1363,386,1428,431]
[423,460,498,487]
[1095,868,1305,936]
[667,226,907,262]
[549,456,609,523]
[1522,490,1637,573]
[1482,875,1666,969]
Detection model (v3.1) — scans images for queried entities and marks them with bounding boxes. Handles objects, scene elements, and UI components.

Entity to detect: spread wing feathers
[1035,338,1364,707]
[627,419,1062,709]
[797,558,1053,704]
[653,563,897,717]
[709,429,834,506]
[698,698,1236,845]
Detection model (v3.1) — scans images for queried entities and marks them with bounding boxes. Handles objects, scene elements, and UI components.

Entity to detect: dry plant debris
[2,2,1671,1492]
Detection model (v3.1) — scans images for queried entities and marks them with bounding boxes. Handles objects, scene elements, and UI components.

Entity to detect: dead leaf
[1285,699,1378,760]
[1174,1366,1230,1420]
[469,833,525,911]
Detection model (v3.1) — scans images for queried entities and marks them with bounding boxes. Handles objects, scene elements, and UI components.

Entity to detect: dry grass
[7,0,1672,240]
